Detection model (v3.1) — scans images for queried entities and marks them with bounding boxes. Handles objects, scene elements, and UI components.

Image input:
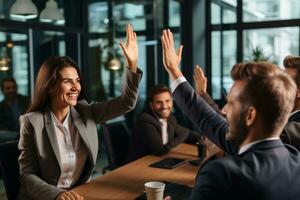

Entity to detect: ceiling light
[10,0,38,19]
[0,58,10,71]
[107,57,121,71]
[40,0,65,23]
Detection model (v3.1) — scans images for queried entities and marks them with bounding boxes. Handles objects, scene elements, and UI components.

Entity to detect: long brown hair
[27,56,86,113]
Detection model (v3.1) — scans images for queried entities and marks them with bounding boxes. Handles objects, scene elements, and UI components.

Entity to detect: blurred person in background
[0,77,30,131]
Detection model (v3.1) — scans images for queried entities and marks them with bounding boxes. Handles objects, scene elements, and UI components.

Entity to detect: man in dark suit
[127,84,201,162]
[0,77,30,131]
[161,29,300,200]
[281,55,300,150]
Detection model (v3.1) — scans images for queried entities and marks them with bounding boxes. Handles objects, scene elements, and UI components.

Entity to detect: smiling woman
[17,25,142,200]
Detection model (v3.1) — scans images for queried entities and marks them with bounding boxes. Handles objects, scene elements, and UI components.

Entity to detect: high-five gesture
[120,24,138,72]
[161,29,183,80]
[193,65,207,95]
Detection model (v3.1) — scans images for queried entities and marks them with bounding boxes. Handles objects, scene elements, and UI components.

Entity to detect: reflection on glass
[211,31,236,99]
[113,3,146,31]
[41,31,66,56]
[211,0,237,24]
[169,0,180,27]
[89,2,109,33]
[243,0,300,22]
[244,27,299,65]
[0,32,28,100]
[88,36,146,101]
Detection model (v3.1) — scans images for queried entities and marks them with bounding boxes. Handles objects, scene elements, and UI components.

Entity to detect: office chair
[0,140,20,200]
[101,121,130,174]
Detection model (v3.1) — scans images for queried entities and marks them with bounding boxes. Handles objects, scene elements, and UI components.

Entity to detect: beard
[153,108,171,119]
[226,111,249,147]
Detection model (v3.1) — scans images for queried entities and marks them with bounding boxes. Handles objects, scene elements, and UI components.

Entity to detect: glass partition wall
[208,0,300,100]
[87,0,182,126]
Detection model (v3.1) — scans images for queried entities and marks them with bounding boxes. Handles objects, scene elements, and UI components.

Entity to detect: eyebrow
[61,77,80,81]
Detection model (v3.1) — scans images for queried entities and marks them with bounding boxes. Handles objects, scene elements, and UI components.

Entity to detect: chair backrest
[101,121,130,172]
[0,140,20,200]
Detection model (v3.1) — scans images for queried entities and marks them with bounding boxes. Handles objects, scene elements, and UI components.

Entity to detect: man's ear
[245,106,256,127]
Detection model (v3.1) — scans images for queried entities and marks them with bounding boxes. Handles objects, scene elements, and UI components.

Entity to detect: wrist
[127,65,137,73]
[169,68,183,81]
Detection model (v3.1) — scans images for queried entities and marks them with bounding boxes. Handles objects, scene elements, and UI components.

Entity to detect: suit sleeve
[200,93,222,114]
[89,67,142,123]
[172,81,238,155]
[189,160,231,200]
[18,115,65,200]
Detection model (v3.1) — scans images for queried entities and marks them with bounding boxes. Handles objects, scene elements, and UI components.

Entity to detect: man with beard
[161,29,300,200]
[126,84,201,162]
[0,77,30,131]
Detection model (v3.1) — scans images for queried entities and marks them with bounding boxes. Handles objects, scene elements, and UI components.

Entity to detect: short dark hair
[148,84,171,103]
[231,62,296,135]
[283,55,300,86]
[27,56,86,113]
[1,77,17,91]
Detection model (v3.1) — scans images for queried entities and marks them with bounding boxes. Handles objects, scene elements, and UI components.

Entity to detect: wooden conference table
[73,143,201,200]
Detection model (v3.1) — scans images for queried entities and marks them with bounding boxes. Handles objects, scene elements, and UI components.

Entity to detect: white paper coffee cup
[144,181,165,200]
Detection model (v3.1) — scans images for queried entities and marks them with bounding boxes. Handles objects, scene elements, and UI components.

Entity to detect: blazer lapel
[44,110,62,169]
[71,107,93,161]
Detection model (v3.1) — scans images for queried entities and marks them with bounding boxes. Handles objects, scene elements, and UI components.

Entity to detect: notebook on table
[149,157,187,169]
[135,182,192,200]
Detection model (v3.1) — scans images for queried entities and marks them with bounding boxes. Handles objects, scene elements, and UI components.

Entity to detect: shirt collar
[51,110,71,128]
[290,109,300,117]
[238,137,280,155]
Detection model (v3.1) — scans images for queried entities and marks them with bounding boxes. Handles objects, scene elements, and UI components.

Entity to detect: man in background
[0,77,30,131]
[281,55,300,150]
[127,84,201,162]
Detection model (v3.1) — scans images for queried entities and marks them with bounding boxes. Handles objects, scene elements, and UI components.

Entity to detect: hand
[164,195,172,200]
[120,24,138,73]
[56,191,84,200]
[161,29,183,80]
[193,65,207,95]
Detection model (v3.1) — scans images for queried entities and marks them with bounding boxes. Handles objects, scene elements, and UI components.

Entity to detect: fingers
[194,65,205,79]
[177,45,183,60]
[69,191,83,200]
[119,42,127,55]
[126,24,137,44]
[167,29,174,48]
[161,30,169,49]
[163,29,171,48]
[126,24,130,46]
[164,196,172,200]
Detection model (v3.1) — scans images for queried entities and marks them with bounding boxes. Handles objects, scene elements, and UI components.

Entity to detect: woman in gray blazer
[18,24,142,200]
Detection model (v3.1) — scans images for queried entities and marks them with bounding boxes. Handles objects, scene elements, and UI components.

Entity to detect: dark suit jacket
[0,94,30,131]
[201,92,300,151]
[281,111,300,151]
[126,109,199,162]
[173,81,300,200]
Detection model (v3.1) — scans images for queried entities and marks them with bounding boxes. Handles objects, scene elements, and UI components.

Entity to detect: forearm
[172,81,238,155]
[20,174,64,200]
[90,67,142,123]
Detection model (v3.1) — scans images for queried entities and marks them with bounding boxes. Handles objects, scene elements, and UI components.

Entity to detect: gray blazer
[18,68,142,200]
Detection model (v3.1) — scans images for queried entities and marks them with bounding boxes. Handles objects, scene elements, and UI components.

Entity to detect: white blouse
[51,111,88,189]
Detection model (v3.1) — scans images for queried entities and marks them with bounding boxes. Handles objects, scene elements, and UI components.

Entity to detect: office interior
[0,0,300,198]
